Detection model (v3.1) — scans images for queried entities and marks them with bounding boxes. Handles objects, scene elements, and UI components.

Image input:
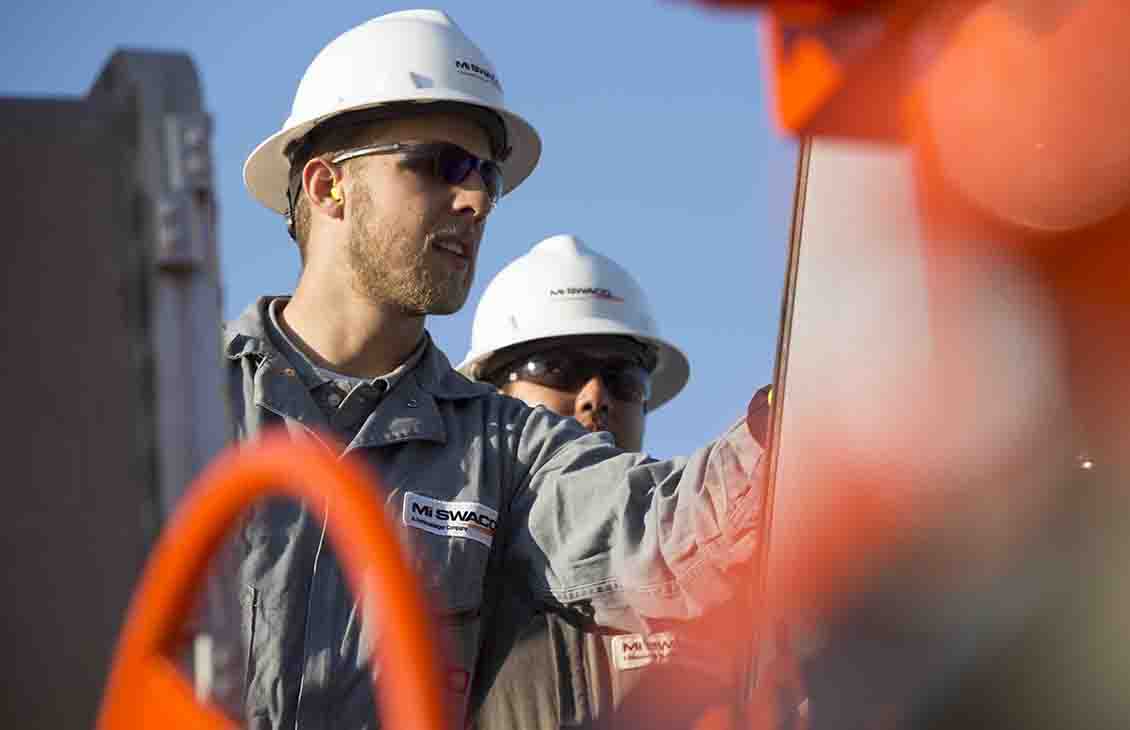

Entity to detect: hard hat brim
[243,93,541,214]
[457,316,691,412]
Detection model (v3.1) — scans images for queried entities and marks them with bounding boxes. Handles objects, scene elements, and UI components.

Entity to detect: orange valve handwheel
[97,431,450,730]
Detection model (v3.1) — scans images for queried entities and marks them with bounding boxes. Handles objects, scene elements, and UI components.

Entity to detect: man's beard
[346,183,475,315]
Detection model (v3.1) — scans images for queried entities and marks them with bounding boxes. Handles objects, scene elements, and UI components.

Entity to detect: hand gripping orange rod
[97,431,450,730]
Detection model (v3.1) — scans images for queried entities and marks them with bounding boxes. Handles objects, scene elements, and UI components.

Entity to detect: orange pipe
[98,430,449,730]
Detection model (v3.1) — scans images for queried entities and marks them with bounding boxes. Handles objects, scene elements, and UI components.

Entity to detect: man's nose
[575,375,611,428]
[451,172,492,223]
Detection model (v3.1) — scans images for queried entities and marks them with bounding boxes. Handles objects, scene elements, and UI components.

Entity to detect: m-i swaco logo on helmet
[549,287,625,303]
[454,59,502,91]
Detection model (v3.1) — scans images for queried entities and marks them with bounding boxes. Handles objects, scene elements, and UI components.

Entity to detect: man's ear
[302,157,344,222]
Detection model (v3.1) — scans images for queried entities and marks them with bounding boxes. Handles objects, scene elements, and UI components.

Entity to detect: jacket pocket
[412,535,491,717]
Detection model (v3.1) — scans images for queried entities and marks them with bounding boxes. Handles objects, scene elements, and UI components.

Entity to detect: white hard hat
[458,235,690,411]
[244,9,541,214]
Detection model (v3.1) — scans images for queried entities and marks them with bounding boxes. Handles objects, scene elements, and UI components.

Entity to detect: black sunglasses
[490,350,652,404]
[331,141,503,203]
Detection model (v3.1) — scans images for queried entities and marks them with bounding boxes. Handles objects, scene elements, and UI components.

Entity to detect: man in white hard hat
[458,234,691,452]
[462,236,759,729]
[226,10,767,729]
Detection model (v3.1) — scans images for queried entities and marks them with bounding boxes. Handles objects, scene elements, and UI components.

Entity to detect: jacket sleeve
[506,407,765,626]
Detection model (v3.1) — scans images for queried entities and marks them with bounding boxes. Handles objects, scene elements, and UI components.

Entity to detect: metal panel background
[1,94,153,729]
[0,52,224,727]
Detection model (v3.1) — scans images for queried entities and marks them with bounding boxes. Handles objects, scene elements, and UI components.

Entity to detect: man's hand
[747,385,773,448]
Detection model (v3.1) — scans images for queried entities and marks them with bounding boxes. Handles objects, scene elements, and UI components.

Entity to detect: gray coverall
[472,387,774,730]
[471,584,754,729]
[224,297,764,729]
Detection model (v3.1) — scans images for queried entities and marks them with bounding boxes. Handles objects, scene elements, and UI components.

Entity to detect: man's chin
[426,290,471,316]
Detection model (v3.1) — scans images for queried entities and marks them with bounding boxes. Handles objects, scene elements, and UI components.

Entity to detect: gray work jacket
[472,588,754,730]
[224,297,764,729]
[473,388,773,730]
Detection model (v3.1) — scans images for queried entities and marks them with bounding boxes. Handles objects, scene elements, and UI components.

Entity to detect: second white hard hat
[458,235,691,411]
[244,9,541,214]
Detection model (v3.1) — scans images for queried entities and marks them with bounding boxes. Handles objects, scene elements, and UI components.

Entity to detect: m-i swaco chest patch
[402,492,499,548]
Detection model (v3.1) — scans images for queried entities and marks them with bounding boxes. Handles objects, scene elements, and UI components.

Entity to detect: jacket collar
[225,296,495,449]
[223,296,276,362]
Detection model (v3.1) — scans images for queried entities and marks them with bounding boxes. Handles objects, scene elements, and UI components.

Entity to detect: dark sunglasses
[489,350,652,404]
[331,141,503,203]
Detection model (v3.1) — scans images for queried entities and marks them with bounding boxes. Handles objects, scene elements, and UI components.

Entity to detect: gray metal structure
[1,50,226,727]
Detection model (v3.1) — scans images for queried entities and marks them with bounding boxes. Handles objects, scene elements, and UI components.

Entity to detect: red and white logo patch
[611,631,676,670]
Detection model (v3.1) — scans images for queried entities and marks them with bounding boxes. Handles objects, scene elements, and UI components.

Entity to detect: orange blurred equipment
[97,432,451,730]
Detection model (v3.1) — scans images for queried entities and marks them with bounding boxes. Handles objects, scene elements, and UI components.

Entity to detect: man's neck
[279,277,426,379]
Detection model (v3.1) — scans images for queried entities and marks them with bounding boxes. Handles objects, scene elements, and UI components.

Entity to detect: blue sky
[5,1,797,458]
